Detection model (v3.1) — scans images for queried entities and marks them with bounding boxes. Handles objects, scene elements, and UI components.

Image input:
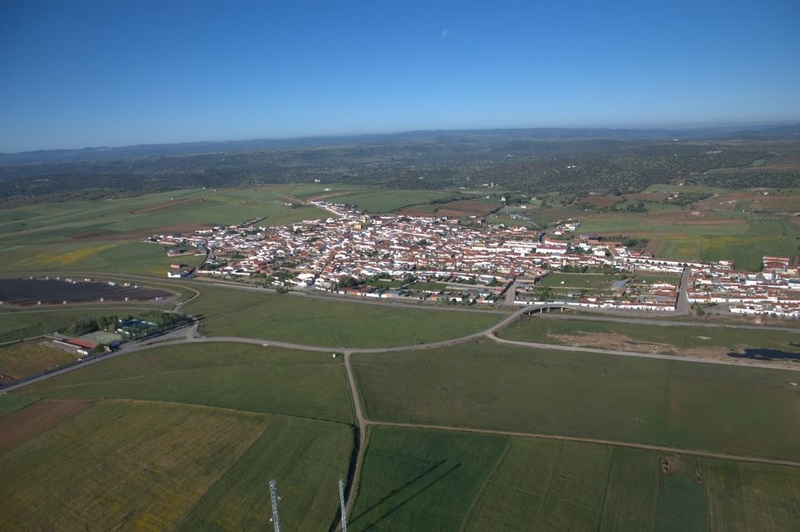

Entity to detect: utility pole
[269,479,281,532]
[339,478,348,532]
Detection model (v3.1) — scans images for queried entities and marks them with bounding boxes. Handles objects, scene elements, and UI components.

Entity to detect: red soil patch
[0,399,93,454]
[575,196,620,208]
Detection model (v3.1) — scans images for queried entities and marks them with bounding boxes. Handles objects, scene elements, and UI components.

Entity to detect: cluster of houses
[149,201,799,317]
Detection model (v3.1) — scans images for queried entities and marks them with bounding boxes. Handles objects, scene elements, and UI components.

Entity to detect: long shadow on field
[351,460,462,529]
[728,348,800,362]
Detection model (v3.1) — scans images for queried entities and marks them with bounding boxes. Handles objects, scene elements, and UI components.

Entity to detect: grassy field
[352,427,800,530]
[184,284,504,347]
[499,315,800,354]
[0,341,79,382]
[322,187,457,213]
[349,426,507,531]
[0,400,353,531]
[19,343,353,423]
[0,187,330,275]
[177,414,353,531]
[0,394,34,418]
[0,300,182,342]
[351,342,800,461]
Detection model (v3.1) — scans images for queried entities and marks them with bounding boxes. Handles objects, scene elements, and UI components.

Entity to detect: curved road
[4,286,799,527]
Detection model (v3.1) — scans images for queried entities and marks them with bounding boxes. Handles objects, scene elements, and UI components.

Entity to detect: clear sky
[1,0,798,152]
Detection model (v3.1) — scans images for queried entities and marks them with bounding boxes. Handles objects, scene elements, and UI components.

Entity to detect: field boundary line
[365,420,800,468]
[459,437,511,531]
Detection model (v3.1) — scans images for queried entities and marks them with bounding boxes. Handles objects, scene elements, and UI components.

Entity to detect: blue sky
[1,0,798,152]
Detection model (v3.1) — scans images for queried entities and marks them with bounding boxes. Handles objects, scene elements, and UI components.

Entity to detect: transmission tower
[338,478,348,532]
[269,479,281,532]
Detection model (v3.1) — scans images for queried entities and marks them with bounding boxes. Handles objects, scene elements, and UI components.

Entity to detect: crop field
[0,187,330,275]
[352,427,800,530]
[0,400,268,530]
[349,426,506,531]
[499,316,800,360]
[178,415,353,531]
[0,341,79,384]
[321,188,456,213]
[350,342,800,461]
[0,400,349,531]
[184,284,504,348]
[20,343,353,423]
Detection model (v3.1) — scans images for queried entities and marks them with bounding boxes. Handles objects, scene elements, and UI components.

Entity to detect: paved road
[676,266,691,315]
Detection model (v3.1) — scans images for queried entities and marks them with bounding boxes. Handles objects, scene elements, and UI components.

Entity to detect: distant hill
[2,125,798,166]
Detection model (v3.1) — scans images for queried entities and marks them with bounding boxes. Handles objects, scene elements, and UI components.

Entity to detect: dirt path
[342,351,367,525]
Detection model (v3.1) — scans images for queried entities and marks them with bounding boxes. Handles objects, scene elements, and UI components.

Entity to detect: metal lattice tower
[339,478,348,532]
[269,479,281,532]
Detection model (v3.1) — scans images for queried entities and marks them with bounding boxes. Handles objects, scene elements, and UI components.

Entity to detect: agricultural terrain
[1,172,800,529]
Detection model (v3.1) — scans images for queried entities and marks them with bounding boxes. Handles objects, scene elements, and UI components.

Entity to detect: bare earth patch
[549,332,798,369]
[0,398,93,454]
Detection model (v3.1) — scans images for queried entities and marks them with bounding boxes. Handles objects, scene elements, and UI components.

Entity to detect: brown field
[576,196,621,208]
[0,398,92,454]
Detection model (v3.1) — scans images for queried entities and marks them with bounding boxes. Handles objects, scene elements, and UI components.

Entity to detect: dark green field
[351,342,800,461]
[352,426,800,531]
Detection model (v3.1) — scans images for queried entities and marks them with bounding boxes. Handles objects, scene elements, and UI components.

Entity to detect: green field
[20,343,353,423]
[0,341,80,382]
[0,394,34,418]
[322,187,457,213]
[0,187,331,275]
[0,304,177,342]
[351,342,800,461]
[500,315,800,354]
[184,284,504,348]
[0,400,352,531]
[352,426,800,531]
[350,426,507,531]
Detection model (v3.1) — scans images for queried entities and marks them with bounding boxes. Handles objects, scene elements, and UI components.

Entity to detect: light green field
[184,284,504,348]
[0,187,330,275]
[500,315,800,354]
[0,400,352,531]
[540,272,629,290]
[20,343,353,423]
[0,400,268,530]
[658,218,799,271]
[351,342,800,461]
